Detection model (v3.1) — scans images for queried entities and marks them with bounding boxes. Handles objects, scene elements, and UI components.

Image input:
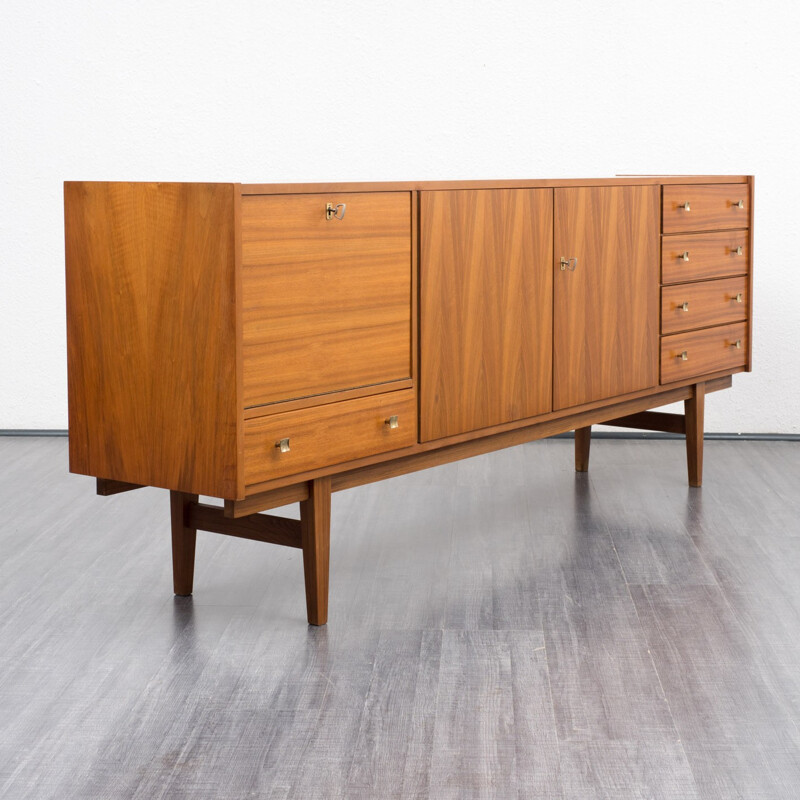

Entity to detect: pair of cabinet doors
[420,186,660,440]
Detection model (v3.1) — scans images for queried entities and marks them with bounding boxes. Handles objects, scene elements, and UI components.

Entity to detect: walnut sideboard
[64,176,754,625]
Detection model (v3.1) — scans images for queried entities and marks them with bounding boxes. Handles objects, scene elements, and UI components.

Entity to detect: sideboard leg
[170,491,199,596]
[684,382,705,488]
[575,426,592,472]
[300,476,332,626]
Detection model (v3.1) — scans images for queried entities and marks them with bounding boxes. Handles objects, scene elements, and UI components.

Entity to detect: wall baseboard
[1,429,69,436]
[555,431,800,441]
[2,429,799,441]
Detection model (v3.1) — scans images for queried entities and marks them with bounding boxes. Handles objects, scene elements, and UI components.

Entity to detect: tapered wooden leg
[684,382,705,487]
[170,491,198,595]
[300,477,332,626]
[575,426,591,472]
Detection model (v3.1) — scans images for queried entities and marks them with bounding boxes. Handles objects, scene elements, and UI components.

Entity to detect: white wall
[1,0,798,432]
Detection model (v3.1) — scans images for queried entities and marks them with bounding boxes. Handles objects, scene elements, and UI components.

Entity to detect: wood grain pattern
[241,192,412,407]
[661,230,749,284]
[64,182,240,498]
[419,189,553,441]
[553,185,660,410]
[661,323,747,384]
[244,389,416,486]
[241,175,750,196]
[243,374,735,498]
[662,184,750,233]
[661,276,748,335]
[326,377,732,496]
[242,378,413,419]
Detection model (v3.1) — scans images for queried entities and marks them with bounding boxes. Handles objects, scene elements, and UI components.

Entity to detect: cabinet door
[553,186,659,410]
[242,192,412,408]
[420,189,553,441]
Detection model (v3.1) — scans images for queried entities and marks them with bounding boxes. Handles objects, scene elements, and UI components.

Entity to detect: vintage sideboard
[64,176,754,625]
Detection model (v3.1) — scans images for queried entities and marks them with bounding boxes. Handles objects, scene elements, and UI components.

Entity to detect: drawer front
[242,192,412,408]
[662,184,750,233]
[662,230,749,284]
[244,390,416,485]
[661,323,747,383]
[661,277,747,335]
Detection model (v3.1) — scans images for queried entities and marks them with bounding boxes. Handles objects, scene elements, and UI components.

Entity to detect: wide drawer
[242,192,412,408]
[662,230,749,284]
[662,184,749,233]
[244,389,417,485]
[661,276,747,335]
[661,323,747,384]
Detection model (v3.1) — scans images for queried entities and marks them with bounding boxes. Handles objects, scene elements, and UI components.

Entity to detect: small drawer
[244,389,417,485]
[661,323,747,384]
[662,230,749,284]
[662,184,749,234]
[661,277,747,335]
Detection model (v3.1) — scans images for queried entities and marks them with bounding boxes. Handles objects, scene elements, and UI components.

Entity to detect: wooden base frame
[168,477,331,625]
[163,380,718,625]
[582,380,706,487]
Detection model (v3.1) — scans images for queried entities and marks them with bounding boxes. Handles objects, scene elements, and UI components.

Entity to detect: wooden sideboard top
[240,175,751,195]
[65,175,751,196]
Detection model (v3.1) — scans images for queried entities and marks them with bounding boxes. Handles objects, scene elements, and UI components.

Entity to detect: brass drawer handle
[679,302,689,312]
[731,339,742,349]
[732,292,743,303]
[732,200,744,209]
[275,437,291,453]
[731,245,743,256]
[679,251,690,261]
[679,351,689,361]
[678,202,691,211]
[385,415,399,429]
[325,202,346,221]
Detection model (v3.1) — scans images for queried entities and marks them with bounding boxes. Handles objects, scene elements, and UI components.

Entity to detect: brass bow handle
[678,202,691,211]
[560,257,578,272]
[326,202,346,221]
[732,200,744,209]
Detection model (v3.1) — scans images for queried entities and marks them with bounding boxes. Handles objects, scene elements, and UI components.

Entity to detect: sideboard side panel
[64,182,240,498]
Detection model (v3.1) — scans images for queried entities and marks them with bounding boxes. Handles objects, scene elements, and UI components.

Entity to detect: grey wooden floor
[2,437,800,799]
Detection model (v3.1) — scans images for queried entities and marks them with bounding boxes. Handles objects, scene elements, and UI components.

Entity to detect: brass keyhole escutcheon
[559,257,577,272]
[326,202,346,221]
